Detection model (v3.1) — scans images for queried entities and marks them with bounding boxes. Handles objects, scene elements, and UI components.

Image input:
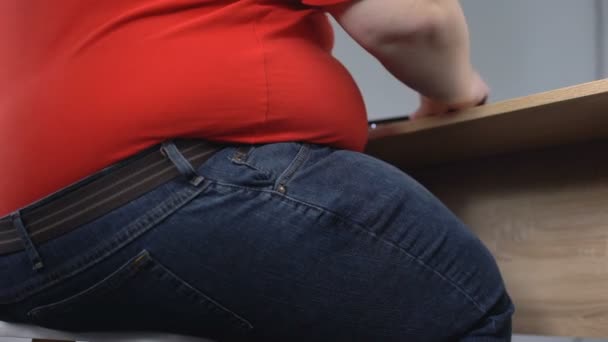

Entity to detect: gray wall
[332,0,605,122]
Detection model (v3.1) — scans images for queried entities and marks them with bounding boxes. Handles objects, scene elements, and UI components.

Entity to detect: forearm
[373,1,474,104]
[330,0,476,104]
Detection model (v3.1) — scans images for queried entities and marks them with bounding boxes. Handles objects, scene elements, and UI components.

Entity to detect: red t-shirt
[0,0,368,217]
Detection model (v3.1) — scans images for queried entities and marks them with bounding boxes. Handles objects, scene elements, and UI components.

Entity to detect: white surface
[0,338,28,342]
[1,333,607,342]
[331,0,601,121]
[515,338,607,342]
[0,321,214,342]
[1,321,607,342]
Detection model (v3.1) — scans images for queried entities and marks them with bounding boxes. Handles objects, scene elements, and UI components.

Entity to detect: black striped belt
[0,140,222,255]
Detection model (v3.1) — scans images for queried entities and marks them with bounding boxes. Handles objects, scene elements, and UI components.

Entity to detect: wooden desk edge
[368,78,608,140]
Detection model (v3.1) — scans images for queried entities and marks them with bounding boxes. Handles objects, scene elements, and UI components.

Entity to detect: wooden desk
[366,79,608,338]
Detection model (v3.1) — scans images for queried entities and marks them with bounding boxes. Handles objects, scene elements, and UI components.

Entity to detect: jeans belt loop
[10,210,45,271]
[160,141,205,186]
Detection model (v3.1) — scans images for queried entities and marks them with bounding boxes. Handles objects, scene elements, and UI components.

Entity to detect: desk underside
[407,140,608,338]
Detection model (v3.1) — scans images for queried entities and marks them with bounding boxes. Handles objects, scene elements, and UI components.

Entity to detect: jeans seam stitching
[273,144,310,191]
[210,180,488,314]
[146,253,254,330]
[228,146,272,177]
[26,250,155,317]
[1,183,210,303]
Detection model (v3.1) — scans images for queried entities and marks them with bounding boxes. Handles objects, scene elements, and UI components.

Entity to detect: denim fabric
[0,142,514,341]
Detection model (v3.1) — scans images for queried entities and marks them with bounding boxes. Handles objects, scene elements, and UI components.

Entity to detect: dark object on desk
[366,79,608,169]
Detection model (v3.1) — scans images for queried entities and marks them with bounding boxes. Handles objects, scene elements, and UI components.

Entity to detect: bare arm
[326,0,488,116]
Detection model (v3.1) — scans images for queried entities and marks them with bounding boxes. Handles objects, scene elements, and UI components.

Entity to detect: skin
[324,0,489,118]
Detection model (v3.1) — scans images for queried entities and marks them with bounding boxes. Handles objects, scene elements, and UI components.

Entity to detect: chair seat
[0,321,216,342]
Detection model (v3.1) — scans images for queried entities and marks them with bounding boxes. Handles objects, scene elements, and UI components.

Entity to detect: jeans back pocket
[27,250,253,340]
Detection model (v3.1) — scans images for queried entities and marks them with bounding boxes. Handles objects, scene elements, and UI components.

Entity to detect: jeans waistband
[0,139,222,267]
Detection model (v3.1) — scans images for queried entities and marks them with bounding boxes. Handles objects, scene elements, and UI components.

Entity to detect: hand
[411,71,489,119]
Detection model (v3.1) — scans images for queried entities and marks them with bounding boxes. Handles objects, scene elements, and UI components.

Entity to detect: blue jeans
[0,142,514,341]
